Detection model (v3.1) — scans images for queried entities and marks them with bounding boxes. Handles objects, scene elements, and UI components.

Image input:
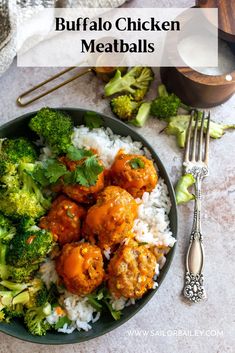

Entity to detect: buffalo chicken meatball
[39,195,86,245]
[56,243,104,296]
[109,152,158,198]
[59,156,105,204]
[83,186,137,250]
[107,242,157,298]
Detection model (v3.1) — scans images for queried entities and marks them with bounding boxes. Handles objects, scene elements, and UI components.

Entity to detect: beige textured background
[0,1,234,352]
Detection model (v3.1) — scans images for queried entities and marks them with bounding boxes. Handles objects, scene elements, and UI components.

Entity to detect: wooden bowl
[160,65,235,108]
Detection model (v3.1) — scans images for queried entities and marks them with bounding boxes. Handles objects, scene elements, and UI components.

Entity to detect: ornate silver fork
[183,110,210,303]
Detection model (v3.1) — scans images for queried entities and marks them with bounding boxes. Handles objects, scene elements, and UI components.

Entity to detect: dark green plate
[0,108,178,345]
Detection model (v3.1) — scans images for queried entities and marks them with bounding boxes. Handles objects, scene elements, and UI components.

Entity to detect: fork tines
[184,111,210,164]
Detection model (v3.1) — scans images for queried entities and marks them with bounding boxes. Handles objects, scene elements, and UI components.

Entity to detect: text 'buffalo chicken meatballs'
[56,243,105,296]
[109,152,158,198]
[59,156,105,204]
[107,241,157,299]
[39,195,86,245]
[83,186,137,250]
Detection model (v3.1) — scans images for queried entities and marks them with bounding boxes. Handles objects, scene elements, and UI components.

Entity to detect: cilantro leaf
[31,159,67,186]
[87,295,103,312]
[54,316,72,330]
[31,164,50,187]
[44,159,68,184]
[84,111,103,129]
[104,300,122,320]
[66,146,93,161]
[72,155,104,187]
[129,158,145,169]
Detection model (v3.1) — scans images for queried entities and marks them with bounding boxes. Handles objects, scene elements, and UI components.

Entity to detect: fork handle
[183,176,206,303]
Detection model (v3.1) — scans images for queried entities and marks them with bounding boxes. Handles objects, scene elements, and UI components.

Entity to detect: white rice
[40,125,175,334]
[132,179,175,248]
[72,126,144,168]
[39,259,59,289]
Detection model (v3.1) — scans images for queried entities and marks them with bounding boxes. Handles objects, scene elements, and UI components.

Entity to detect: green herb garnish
[64,155,103,187]
[32,159,68,186]
[66,210,74,218]
[129,158,145,170]
[54,316,72,330]
[66,146,93,161]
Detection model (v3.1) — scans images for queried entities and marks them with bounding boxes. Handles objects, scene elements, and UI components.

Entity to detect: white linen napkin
[0,0,128,76]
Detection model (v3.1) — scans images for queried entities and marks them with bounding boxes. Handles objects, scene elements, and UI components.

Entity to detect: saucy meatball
[109,152,158,198]
[56,243,104,296]
[39,195,86,245]
[107,242,157,299]
[83,186,137,250]
[59,156,105,204]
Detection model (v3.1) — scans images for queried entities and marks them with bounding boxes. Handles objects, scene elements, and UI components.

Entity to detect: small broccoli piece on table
[151,84,191,120]
[129,102,152,127]
[24,303,52,336]
[165,115,235,148]
[110,95,139,121]
[7,228,54,267]
[175,174,195,205]
[29,108,74,154]
[1,138,37,164]
[0,162,51,219]
[104,67,154,101]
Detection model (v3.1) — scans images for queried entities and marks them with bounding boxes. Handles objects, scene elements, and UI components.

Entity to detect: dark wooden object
[160,66,235,108]
[160,1,235,108]
[196,0,235,42]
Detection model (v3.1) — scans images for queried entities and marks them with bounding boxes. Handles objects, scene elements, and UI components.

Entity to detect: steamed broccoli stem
[0,280,35,322]
[175,174,195,205]
[24,303,52,336]
[0,213,16,244]
[129,102,151,127]
[105,67,154,100]
[110,95,139,120]
[165,115,235,148]
[0,244,8,280]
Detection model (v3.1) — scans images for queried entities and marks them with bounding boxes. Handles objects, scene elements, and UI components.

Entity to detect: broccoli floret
[104,67,154,101]
[0,156,19,190]
[7,228,54,267]
[151,84,191,120]
[1,138,37,164]
[0,162,51,219]
[11,265,39,283]
[129,102,152,127]
[0,280,30,322]
[29,108,74,154]
[165,115,235,148]
[0,241,39,282]
[110,95,139,120]
[175,174,195,205]
[24,303,52,336]
[0,213,16,244]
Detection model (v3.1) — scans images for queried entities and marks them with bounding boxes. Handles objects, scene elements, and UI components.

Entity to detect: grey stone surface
[0,0,234,352]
